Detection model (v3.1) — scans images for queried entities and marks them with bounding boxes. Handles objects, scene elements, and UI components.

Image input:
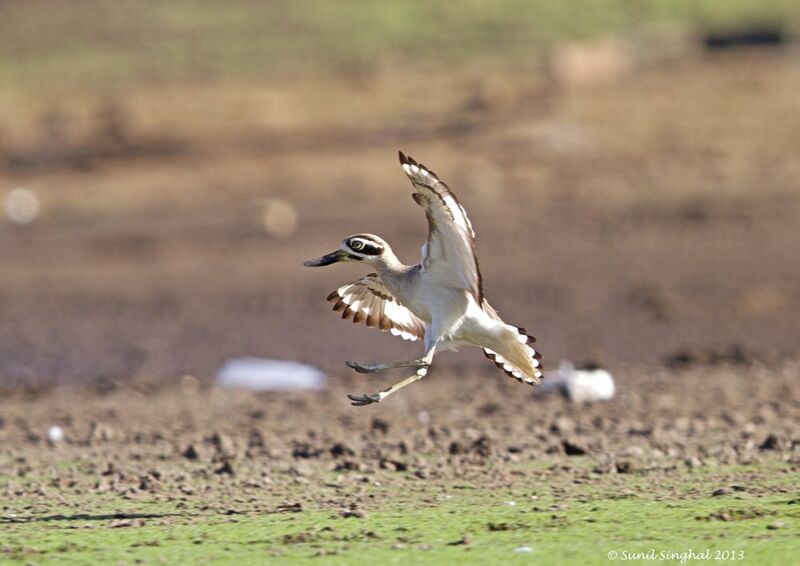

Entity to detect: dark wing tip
[400,153,418,167]
[399,151,423,171]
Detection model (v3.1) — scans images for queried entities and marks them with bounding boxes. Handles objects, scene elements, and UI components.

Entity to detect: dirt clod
[182,445,200,460]
[767,520,785,530]
[275,502,303,513]
[214,461,235,476]
[562,439,588,456]
[759,434,781,451]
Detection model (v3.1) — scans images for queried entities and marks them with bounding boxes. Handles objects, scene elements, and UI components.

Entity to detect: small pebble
[47,426,64,443]
[514,546,533,553]
[341,508,366,519]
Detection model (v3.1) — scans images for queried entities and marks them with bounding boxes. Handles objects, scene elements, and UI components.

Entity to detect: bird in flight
[304,152,543,406]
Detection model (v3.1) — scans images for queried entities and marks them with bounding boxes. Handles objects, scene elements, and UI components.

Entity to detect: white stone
[537,360,616,403]
[513,546,533,553]
[47,425,64,443]
[215,357,326,391]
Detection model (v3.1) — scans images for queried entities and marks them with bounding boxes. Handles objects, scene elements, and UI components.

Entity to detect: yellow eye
[351,240,364,250]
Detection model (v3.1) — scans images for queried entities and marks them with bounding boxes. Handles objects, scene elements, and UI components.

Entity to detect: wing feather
[326,273,426,341]
[399,151,483,302]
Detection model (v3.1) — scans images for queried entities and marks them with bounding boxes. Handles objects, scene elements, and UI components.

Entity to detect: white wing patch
[399,151,482,302]
[327,273,426,341]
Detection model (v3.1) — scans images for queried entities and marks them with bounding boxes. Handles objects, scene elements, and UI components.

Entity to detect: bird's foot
[347,369,428,407]
[345,361,386,374]
[347,392,383,406]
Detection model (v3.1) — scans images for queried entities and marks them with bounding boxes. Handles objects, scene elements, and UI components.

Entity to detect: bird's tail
[479,299,543,385]
[482,324,543,385]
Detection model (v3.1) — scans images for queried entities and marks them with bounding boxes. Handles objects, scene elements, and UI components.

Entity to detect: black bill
[303,249,349,267]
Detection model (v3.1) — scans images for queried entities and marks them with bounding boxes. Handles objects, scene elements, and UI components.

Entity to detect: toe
[345,361,371,374]
[347,393,380,406]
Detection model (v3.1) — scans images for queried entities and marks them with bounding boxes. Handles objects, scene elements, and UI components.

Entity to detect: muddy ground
[2,360,799,498]
[0,360,798,562]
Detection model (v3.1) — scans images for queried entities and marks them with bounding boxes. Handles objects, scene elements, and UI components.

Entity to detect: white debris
[537,360,616,403]
[566,366,616,403]
[261,198,298,238]
[215,357,325,391]
[513,546,534,553]
[4,188,41,225]
[417,411,430,425]
[47,425,64,443]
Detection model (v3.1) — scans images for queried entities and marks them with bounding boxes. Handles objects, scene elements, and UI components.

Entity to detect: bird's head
[303,234,389,267]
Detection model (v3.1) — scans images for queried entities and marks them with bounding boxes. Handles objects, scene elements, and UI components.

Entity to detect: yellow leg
[347,367,428,406]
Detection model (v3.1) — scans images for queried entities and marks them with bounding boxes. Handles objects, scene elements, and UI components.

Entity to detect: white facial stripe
[348,237,383,256]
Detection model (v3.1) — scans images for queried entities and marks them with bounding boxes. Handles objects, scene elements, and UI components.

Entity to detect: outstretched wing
[398,151,483,303]
[327,273,426,341]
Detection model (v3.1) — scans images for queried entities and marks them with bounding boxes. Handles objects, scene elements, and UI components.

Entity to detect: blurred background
[1,0,799,388]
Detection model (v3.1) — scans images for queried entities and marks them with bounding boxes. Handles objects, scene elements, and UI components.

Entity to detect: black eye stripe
[349,238,382,255]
